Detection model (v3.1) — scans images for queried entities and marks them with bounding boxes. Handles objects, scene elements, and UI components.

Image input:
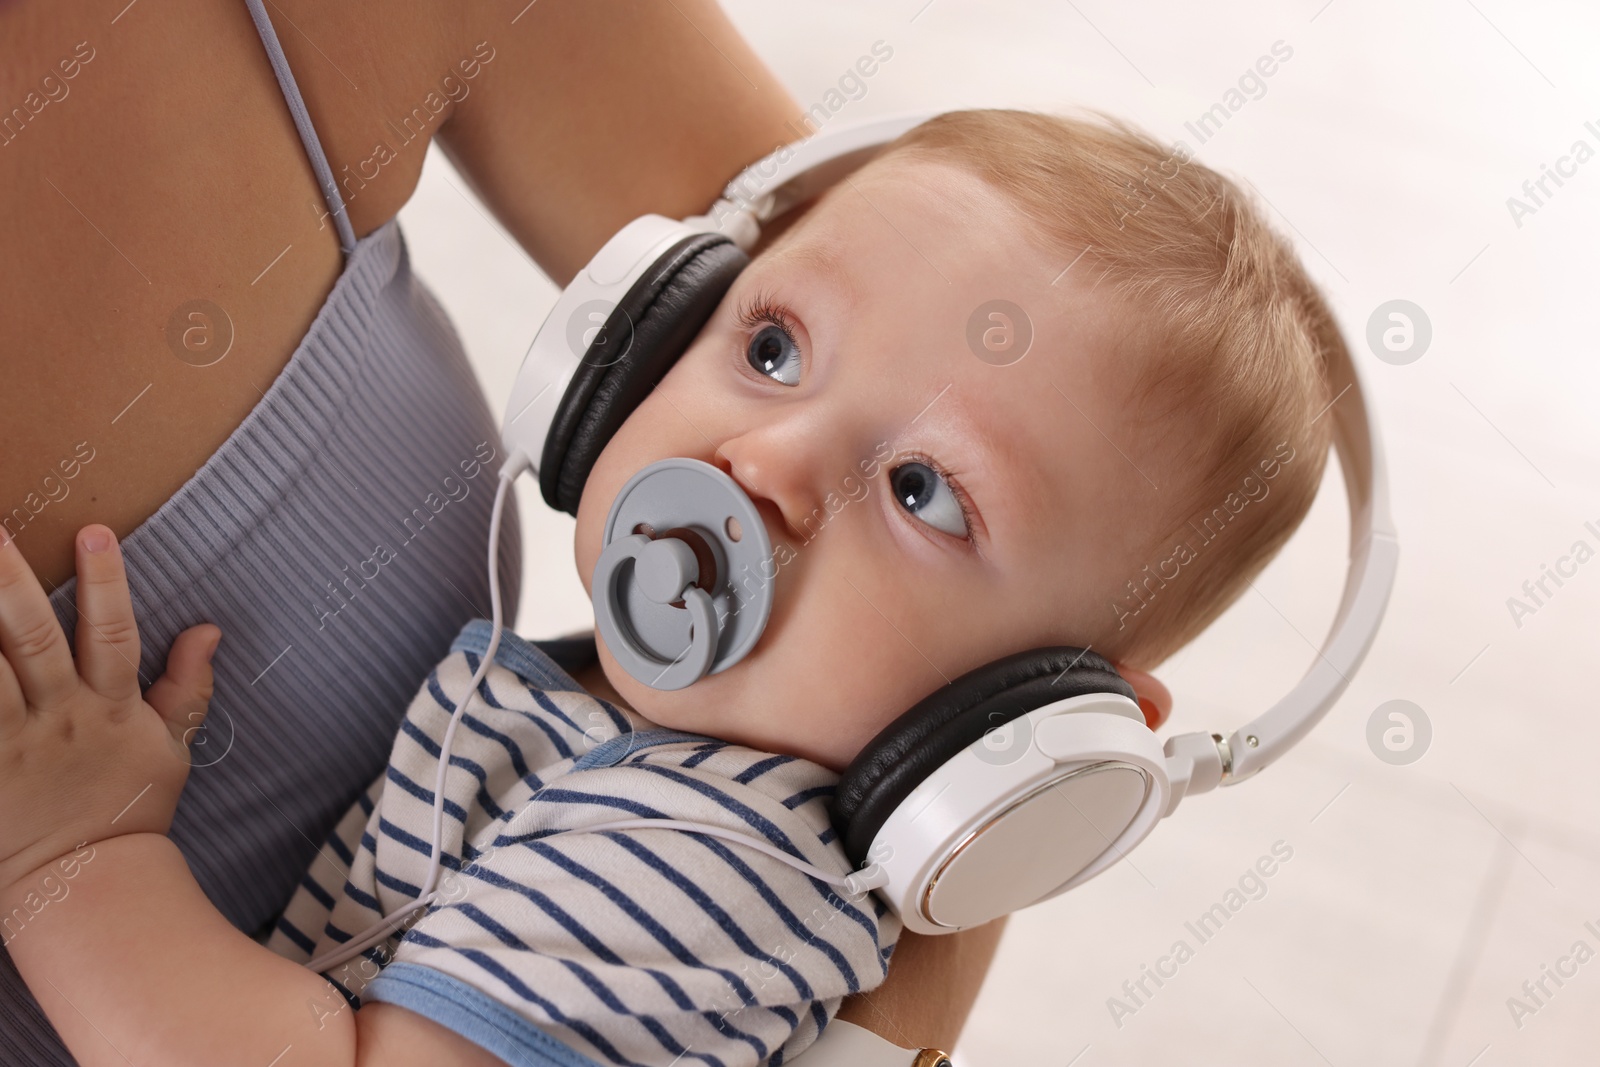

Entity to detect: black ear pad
[540,233,751,515]
[829,647,1138,867]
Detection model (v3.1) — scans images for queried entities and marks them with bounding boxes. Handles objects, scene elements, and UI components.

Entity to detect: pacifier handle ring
[593,533,721,691]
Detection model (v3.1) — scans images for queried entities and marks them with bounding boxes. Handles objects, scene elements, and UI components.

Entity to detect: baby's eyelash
[733,293,800,341]
[896,448,980,547]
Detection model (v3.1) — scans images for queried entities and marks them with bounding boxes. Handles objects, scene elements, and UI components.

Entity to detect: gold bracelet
[912,1051,954,1067]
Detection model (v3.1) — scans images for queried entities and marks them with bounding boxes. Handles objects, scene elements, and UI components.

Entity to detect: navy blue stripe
[395,936,649,1066]
[515,845,764,1006]
[298,871,337,911]
[452,899,694,1009]
[808,1001,828,1041]
[594,699,632,736]
[376,815,465,875]
[496,788,873,991]
[674,833,866,994]
[782,784,834,809]
[733,754,795,785]
[441,901,749,1066]
[339,878,382,915]
[397,717,511,820]
[326,826,356,866]
[503,787,670,833]
[461,649,580,761]
[443,870,718,1009]
[624,763,805,857]
[384,764,471,826]
[425,670,533,779]
[523,682,590,738]
[276,915,318,954]
[373,865,425,901]
[680,742,724,768]
[417,861,796,1059]
[598,832,818,1003]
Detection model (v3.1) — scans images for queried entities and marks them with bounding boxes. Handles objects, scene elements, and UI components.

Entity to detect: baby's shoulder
[492,730,849,887]
[403,621,634,770]
[417,623,846,865]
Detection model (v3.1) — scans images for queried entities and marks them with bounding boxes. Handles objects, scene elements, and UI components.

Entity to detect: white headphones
[307,112,1397,973]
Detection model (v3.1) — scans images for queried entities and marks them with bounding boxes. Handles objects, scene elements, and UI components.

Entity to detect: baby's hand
[0,525,218,895]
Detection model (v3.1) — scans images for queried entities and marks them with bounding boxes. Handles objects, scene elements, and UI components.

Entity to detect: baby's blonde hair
[885,109,1339,668]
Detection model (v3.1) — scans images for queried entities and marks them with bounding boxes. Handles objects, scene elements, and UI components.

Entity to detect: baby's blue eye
[747,324,802,386]
[891,462,968,538]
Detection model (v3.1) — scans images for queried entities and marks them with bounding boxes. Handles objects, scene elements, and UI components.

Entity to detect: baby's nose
[712,446,807,544]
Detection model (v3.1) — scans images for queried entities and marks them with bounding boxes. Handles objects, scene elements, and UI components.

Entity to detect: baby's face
[575,156,1168,772]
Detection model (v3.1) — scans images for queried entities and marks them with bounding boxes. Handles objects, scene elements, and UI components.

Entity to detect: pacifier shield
[593,458,775,690]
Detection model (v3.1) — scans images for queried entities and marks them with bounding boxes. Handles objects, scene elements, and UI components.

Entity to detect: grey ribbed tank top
[0,5,525,1062]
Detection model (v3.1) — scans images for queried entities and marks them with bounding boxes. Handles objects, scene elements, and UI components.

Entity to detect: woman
[1,1,1004,1061]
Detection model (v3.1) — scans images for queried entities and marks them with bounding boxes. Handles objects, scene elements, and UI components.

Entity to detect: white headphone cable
[305,452,884,976]
[305,454,522,974]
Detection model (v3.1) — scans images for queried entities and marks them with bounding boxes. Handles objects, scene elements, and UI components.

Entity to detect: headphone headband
[683,111,939,248]
[1209,336,1399,784]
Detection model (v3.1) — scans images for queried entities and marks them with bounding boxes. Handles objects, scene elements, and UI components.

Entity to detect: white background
[397,2,1600,1062]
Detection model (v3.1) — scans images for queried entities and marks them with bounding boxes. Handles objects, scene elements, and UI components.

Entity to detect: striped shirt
[266,619,901,1066]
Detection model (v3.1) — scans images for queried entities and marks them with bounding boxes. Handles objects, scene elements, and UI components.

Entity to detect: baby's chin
[594,643,693,729]
[597,645,769,746]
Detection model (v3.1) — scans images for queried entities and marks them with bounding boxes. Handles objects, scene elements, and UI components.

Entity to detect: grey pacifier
[592,458,776,690]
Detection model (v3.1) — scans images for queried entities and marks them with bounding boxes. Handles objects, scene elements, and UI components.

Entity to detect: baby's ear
[1112,662,1172,731]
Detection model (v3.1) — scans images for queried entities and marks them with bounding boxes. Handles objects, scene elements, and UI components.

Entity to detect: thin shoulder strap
[243,0,358,255]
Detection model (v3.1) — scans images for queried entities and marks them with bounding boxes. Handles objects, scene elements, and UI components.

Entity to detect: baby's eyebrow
[767,237,848,290]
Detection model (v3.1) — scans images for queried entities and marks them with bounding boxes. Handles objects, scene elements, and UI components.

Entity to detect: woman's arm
[836,919,1009,1052]
[433,0,807,284]
[2,832,510,1067]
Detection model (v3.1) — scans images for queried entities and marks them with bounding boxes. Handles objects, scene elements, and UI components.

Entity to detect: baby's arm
[0,527,500,1067]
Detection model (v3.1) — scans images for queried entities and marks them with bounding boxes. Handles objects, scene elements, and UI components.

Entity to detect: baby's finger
[145,624,220,748]
[0,527,79,708]
[73,525,143,702]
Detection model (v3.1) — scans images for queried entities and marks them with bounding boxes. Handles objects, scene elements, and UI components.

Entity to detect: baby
[0,110,1340,1067]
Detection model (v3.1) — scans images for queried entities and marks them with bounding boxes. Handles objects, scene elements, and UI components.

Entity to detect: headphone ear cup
[540,234,750,515]
[829,647,1137,870]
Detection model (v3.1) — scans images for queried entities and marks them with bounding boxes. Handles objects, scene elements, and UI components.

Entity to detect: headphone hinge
[1161,730,1229,815]
[1213,731,1234,780]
